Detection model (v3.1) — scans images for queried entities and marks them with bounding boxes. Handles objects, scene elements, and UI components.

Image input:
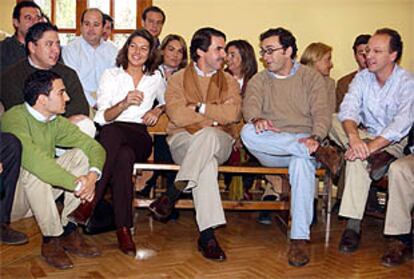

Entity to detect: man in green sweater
[1,70,106,270]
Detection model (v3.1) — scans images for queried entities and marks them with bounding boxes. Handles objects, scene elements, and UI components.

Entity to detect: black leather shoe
[198,237,226,261]
[367,151,396,181]
[0,224,28,245]
[381,239,413,267]
[339,229,360,253]
[148,194,175,221]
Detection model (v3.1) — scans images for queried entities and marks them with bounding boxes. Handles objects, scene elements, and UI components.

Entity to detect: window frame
[22,0,152,39]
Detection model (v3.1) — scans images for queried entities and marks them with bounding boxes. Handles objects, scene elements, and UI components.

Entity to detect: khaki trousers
[11,149,88,236]
[384,155,414,235]
[329,115,406,219]
[168,127,234,231]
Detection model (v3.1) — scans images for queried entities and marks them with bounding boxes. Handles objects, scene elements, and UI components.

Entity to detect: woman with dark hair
[139,34,188,215]
[223,40,258,201]
[158,34,188,80]
[93,29,166,256]
[225,40,258,94]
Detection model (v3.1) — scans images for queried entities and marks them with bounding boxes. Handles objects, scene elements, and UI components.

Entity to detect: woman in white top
[93,29,166,256]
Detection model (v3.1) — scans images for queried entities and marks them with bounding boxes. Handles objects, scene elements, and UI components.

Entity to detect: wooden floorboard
[1,210,413,278]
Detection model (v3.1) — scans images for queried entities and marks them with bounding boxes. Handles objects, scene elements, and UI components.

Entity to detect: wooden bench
[133,115,333,243]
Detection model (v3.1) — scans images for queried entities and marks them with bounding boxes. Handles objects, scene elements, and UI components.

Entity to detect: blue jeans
[241,124,316,239]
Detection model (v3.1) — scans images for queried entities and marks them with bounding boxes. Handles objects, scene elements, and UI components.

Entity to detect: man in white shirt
[62,8,118,107]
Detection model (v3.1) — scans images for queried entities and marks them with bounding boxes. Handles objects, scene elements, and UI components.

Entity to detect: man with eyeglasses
[141,6,166,48]
[0,1,42,72]
[328,28,414,259]
[241,27,331,267]
[335,34,371,112]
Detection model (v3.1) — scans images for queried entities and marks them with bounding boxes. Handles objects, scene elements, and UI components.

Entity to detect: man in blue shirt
[62,8,117,107]
[329,28,414,254]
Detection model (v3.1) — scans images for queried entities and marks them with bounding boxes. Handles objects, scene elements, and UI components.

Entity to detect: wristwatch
[195,102,202,113]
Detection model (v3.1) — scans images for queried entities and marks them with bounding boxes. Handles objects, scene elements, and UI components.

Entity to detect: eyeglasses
[259,47,284,56]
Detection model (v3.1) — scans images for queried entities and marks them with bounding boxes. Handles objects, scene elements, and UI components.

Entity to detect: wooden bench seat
[133,115,333,242]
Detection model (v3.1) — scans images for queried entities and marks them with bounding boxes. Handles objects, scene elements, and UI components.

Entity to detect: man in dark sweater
[1,22,89,119]
[0,1,42,72]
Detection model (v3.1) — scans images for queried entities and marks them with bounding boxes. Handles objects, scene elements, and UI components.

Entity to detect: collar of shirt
[80,36,103,51]
[12,34,24,47]
[193,62,217,77]
[28,57,51,70]
[368,63,399,87]
[268,60,300,79]
[25,102,57,123]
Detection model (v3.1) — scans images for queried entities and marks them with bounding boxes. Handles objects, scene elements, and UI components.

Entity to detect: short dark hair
[190,27,226,62]
[23,70,62,106]
[352,34,371,53]
[225,40,258,86]
[159,34,188,70]
[374,28,403,63]
[103,13,114,29]
[81,8,105,26]
[142,6,166,23]
[116,29,158,74]
[25,22,58,56]
[260,27,297,59]
[12,1,41,21]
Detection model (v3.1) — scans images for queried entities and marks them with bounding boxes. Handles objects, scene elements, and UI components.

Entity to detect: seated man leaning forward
[381,124,414,267]
[329,28,414,255]
[240,27,332,267]
[149,27,241,261]
[1,70,106,270]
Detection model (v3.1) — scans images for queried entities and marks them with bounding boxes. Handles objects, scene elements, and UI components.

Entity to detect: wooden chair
[133,115,333,243]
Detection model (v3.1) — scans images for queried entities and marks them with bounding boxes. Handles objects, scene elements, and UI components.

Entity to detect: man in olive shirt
[0,1,42,72]
[1,22,89,120]
[2,70,105,270]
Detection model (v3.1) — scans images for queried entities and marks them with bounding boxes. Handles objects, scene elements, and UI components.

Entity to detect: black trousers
[0,132,22,224]
[96,122,152,228]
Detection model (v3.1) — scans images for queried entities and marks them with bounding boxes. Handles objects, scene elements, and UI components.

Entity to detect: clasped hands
[74,171,98,203]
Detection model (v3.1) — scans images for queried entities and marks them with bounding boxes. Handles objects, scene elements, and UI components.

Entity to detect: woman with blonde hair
[300,42,335,114]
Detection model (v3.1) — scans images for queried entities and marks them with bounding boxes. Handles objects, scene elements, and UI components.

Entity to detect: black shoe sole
[288,258,309,267]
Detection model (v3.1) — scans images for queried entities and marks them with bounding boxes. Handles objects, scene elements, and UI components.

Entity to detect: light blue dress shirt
[62,37,118,106]
[338,65,414,142]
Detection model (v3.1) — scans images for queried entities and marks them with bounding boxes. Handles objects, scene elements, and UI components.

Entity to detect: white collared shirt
[94,67,166,125]
[25,102,56,122]
[193,62,216,77]
[62,36,118,106]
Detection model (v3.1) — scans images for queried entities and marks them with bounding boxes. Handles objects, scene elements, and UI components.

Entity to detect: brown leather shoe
[288,239,309,267]
[381,239,413,267]
[60,229,101,257]
[41,238,73,269]
[314,145,343,177]
[197,237,226,261]
[367,151,396,181]
[0,223,28,245]
[338,229,360,253]
[148,194,175,221]
[116,227,136,256]
[67,197,98,225]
